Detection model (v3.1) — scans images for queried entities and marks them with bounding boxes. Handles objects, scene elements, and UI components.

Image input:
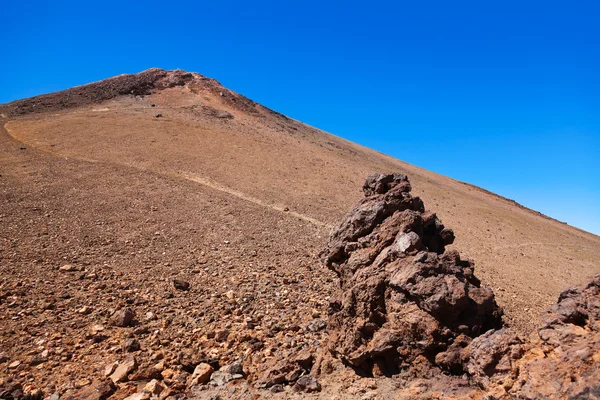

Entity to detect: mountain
[1,68,598,398]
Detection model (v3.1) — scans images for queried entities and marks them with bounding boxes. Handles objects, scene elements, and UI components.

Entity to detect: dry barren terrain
[1,69,598,399]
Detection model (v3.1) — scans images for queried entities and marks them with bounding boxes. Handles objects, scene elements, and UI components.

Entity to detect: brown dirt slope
[1,69,599,398]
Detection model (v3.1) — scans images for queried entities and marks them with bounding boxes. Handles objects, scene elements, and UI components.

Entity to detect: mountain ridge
[1,68,594,238]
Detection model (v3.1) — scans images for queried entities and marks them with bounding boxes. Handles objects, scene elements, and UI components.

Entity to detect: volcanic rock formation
[323,173,600,398]
[482,274,600,398]
[322,173,503,376]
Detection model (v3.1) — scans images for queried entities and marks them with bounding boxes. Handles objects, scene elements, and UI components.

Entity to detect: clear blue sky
[1,1,599,235]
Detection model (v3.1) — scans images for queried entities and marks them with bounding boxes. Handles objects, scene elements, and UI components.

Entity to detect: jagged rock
[222,362,244,376]
[111,307,135,327]
[306,319,326,332]
[124,338,140,352]
[173,279,190,291]
[292,376,321,393]
[109,356,137,383]
[294,350,314,371]
[210,371,236,386]
[505,275,600,399]
[322,173,502,375]
[60,380,115,400]
[255,348,317,388]
[189,363,214,385]
[142,379,165,395]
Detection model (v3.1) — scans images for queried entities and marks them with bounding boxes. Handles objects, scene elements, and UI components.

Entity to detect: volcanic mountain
[0,69,598,399]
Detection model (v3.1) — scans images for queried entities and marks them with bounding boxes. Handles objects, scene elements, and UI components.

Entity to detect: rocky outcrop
[505,274,600,398]
[451,274,600,398]
[0,69,198,116]
[322,173,503,376]
[323,173,600,398]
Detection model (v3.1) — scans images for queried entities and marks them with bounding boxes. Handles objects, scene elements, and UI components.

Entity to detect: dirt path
[3,121,330,229]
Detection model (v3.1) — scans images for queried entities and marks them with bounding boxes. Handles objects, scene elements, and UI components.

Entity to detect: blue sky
[1,1,599,234]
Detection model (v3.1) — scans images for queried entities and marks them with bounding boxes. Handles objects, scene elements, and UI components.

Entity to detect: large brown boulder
[322,173,503,376]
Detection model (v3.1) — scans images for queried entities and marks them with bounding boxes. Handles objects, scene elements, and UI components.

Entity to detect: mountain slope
[1,69,598,397]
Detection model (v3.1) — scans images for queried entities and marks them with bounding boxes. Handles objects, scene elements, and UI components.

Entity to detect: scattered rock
[59,264,75,272]
[161,368,175,380]
[142,379,165,395]
[61,380,115,400]
[270,384,284,393]
[210,371,236,386]
[293,376,321,393]
[306,319,326,332]
[111,307,135,327]
[189,363,214,386]
[223,362,244,376]
[109,356,137,383]
[173,279,190,291]
[124,338,140,352]
[103,362,118,377]
[294,350,314,371]
[505,275,600,399]
[215,329,229,342]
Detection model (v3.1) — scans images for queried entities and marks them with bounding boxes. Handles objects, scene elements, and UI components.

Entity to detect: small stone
[189,363,214,385]
[215,329,230,342]
[223,363,244,376]
[161,368,175,380]
[8,360,21,369]
[142,379,164,395]
[173,280,190,291]
[91,324,105,333]
[48,392,60,400]
[60,380,115,400]
[393,231,422,254]
[293,376,321,393]
[104,362,118,377]
[109,356,137,383]
[0,353,8,363]
[78,306,92,315]
[29,356,48,366]
[294,350,314,370]
[112,307,135,327]
[124,338,140,352]
[25,389,43,400]
[306,319,327,332]
[75,378,91,388]
[60,264,75,272]
[270,384,284,393]
[210,371,235,386]
[153,361,165,371]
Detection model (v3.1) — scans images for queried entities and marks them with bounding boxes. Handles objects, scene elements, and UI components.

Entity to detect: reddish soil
[0,69,598,399]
